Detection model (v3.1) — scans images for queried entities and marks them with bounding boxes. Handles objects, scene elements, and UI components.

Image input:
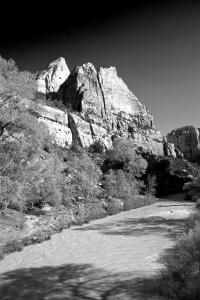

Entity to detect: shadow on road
[0,263,165,300]
[73,216,188,240]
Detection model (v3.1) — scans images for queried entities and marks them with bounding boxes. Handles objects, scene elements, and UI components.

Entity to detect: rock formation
[163,137,176,157]
[167,126,200,161]
[1,58,177,156]
[0,95,72,148]
[36,57,70,96]
[58,63,164,155]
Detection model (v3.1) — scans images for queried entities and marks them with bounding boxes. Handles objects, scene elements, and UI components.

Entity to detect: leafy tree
[0,176,16,211]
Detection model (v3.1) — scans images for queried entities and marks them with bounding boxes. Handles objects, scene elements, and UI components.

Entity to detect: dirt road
[0,197,196,299]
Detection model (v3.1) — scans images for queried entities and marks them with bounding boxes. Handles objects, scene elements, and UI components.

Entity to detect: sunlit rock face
[58,63,164,155]
[167,126,200,162]
[36,57,70,95]
[0,96,72,148]
[25,99,72,147]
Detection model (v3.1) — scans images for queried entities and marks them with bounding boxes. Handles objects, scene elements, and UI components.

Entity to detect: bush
[89,140,104,154]
[102,138,148,177]
[0,106,65,213]
[0,55,36,99]
[0,176,16,211]
[6,70,36,99]
[63,152,102,203]
[81,201,107,222]
[158,222,200,300]
[103,169,143,201]
[107,198,123,215]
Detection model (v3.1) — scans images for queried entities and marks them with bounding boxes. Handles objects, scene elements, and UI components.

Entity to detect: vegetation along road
[0,196,196,299]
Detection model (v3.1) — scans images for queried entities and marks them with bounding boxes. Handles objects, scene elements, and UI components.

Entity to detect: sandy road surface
[0,197,196,299]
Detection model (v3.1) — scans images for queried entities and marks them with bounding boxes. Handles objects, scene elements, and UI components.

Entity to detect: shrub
[83,201,107,221]
[107,198,123,215]
[63,152,102,203]
[0,106,65,213]
[0,56,17,78]
[102,138,148,177]
[158,222,200,300]
[0,176,16,211]
[0,55,36,99]
[103,169,144,202]
[6,70,36,99]
[89,140,105,154]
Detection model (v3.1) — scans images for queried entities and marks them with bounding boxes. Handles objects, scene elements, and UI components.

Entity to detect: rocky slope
[167,126,200,162]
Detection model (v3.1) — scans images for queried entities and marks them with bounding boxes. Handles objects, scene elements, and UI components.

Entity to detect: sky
[1,0,200,135]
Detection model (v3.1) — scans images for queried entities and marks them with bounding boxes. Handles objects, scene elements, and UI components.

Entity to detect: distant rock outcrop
[58,63,164,155]
[167,126,200,161]
[36,57,70,96]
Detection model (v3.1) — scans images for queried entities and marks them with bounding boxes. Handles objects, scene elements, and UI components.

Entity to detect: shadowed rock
[167,125,200,161]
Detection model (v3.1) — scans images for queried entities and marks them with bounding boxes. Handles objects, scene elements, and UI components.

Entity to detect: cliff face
[5,58,171,156]
[36,57,70,95]
[0,95,72,148]
[58,63,164,155]
[167,126,200,162]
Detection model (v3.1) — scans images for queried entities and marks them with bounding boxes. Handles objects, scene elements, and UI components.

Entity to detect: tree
[0,176,16,211]
[146,174,157,200]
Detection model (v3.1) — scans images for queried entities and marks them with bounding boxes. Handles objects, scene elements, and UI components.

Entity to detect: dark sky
[1,0,200,135]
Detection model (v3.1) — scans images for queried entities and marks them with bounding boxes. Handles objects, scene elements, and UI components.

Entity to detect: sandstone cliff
[167,126,200,162]
[2,58,173,156]
[58,62,164,155]
[36,57,70,96]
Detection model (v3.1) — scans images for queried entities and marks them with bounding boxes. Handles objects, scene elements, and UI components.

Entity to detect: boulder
[167,126,200,162]
[36,57,70,96]
[58,63,164,155]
